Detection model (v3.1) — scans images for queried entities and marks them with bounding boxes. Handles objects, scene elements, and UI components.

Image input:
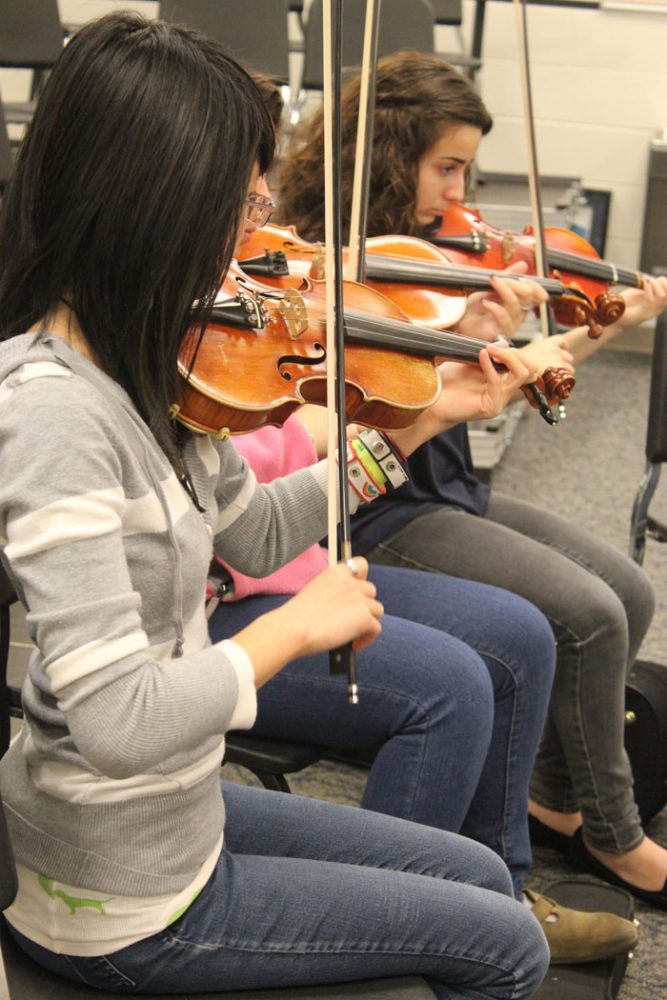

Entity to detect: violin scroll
[521,365,575,423]
[540,366,576,403]
[592,288,628,334]
[547,273,626,339]
[433,204,646,341]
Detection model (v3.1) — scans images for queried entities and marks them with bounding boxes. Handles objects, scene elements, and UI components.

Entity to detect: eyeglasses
[244,192,275,227]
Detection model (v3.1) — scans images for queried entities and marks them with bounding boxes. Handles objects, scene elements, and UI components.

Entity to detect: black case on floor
[624,659,667,823]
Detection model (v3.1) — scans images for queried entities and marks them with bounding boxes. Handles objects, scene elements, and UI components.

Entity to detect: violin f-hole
[277,343,327,380]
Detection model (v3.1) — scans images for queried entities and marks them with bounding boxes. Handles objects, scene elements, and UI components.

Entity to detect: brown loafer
[524,887,638,965]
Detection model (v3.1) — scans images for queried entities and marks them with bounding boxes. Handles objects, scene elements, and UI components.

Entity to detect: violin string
[258,247,582,300]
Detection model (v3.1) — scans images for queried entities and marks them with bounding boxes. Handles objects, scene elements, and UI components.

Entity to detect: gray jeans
[364,491,655,854]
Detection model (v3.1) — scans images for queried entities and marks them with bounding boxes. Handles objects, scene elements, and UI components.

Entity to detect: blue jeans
[364,494,655,853]
[210,565,556,897]
[10,783,549,998]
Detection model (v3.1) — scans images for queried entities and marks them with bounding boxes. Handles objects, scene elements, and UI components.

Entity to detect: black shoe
[528,814,578,857]
[572,828,667,910]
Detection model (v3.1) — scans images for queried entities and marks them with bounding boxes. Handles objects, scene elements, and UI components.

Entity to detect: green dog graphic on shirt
[38,875,113,916]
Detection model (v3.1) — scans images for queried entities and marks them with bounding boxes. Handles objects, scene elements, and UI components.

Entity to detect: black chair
[0,567,18,759]
[431,0,482,76]
[431,0,463,25]
[0,105,13,195]
[0,570,434,1000]
[225,731,382,792]
[629,292,667,564]
[301,0,435,91]
[0,906,435,1000]
[224,730,329,791]
[0,0,64,130]
[159,0,291,80]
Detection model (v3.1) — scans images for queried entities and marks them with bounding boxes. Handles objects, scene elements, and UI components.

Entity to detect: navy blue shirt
[351,424,490,555]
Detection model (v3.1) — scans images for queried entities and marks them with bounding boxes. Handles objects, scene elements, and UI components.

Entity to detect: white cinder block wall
[1,2,665,271]
[437,1,667,269]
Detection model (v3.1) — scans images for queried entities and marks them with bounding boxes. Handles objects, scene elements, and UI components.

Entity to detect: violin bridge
[278,288,309,339]
[311,244,325,281]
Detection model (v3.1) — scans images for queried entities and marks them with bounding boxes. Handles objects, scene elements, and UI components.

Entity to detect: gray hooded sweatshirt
[0,332,334,900]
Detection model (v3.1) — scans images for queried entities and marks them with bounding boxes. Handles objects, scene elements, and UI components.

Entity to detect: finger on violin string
[479,298,519,336]
[490,272,548,309]
[500,260,530,275]
[486,341,534,382]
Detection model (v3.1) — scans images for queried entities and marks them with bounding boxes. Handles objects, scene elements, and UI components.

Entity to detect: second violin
[430,203,643,337]
[240,223,614,339]
[173,263,575,437]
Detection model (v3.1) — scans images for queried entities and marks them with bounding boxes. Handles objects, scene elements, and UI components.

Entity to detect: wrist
[233,606,310,687]
[336,430,410,502]
[389,414,455,456]
[357,428,409,486]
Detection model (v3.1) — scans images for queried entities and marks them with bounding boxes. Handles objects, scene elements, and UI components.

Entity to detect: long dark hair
[276,50,492,241]
[0,12,275,460]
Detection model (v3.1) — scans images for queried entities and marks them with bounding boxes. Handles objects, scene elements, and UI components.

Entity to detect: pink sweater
[217,416,328,599]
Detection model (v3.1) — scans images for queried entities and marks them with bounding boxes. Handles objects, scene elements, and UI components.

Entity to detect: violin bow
[347,0,381,282]
[512,0,561,422]
[322,0,359,703]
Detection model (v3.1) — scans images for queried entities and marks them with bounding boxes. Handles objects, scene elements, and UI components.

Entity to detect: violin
[430,203,643,335]
[239,223,610,339]
[239,224,467,331]
[173,262,574,437]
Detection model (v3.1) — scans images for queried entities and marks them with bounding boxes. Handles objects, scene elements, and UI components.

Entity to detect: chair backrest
[645,304,667,465]
[0,562,18,911]
[159,0,291,79]
[430,0,463,26]
[0,105,13,190]
[0,561,18,759]
[0,791,17,912]
[302,0,435,90]
[0,0,63,69]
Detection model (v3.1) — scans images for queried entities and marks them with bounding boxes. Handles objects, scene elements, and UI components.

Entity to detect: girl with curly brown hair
[277,51,491,241]
[275,49,667,910]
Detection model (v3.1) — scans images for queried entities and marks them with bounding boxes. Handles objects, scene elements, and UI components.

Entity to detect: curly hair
[276,51,492,241]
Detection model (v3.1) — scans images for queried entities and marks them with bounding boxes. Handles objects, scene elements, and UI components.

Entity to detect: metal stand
[630,290,667,564]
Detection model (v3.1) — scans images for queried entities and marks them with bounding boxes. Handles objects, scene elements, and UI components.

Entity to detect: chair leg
[630,461,661,564]
[256,772,292,793]
[0,605,11,757]
[0,943,11,1000]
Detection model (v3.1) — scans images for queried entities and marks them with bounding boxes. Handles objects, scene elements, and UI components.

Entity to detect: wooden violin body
[240,223,610,338]
[174,259,576,438]
[238,224,469,331]
[175,264,441,436]
[431,203,638,337]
